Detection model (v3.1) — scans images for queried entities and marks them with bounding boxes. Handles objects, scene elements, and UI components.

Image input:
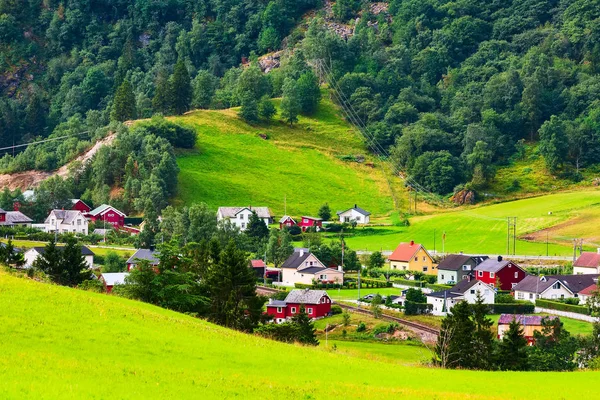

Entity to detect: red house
[298,216,322,232]
[279,215,296,229]
[71,199,91,213]
[266,289,332,324]
[87,204,126,227]
[474,256,528,290]
[0,208,5,223]
[100,273,129,293]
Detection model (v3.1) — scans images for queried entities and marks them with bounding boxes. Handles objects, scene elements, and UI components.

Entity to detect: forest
[2,0,600,196]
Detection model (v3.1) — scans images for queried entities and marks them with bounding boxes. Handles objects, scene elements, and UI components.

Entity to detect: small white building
[24,245,95,269]
[100,272,129,292]
[217,206,273,231]
[280,248,344,286]
[573,251,600,274]
[41,210,89,235]
[337,205,371,224]
[427,279,495,316]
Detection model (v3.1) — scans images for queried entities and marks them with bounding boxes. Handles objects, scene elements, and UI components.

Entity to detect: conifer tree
[33,239,62,279]
[246,212,269,241]
[496,317,529,371]
[291,305,319,345]
[434,300,475,368]
[170,59,192,115]
[152,69,171,115]
[280,78,300,126]
[471,293,495,370]
[59,236,91,286]
[318,203,331,221]
[111,79,137,122]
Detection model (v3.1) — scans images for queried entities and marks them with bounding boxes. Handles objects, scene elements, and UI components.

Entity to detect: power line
[0,130,91,155]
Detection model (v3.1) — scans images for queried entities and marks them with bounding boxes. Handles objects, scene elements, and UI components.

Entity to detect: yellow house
[388,240,436,275]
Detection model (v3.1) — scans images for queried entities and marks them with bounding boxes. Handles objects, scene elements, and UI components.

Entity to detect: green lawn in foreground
[170,95,399,217]
[344,189,600,255]
[321,340,430,366]
[1,272,599,399]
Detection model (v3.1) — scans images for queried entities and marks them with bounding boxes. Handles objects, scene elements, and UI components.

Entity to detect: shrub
[330,305,343,315]
[404,300,432,315]
[356,322,366,332]
[496,294,516,304]
[536,299,590,315]
[342,311,351,326]
[294,283,312,289]
[77,279,105,293]
[487,303,535,314]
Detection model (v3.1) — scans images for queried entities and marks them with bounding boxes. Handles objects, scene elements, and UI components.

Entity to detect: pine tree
[111,79,137,122]
[471,293,495,370]
[152,69,171,115]
[137,201,159,249]
[434,301,475,369]
[246,212,269,241]
[33,239,62,281]
[318,203,331,221]
[280,78,300,126]
[170,59,192,115]
[496,317,529,371]
[59,236,91,286]
[291,305,319,345]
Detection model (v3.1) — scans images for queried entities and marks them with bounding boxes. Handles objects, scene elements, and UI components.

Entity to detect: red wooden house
[71,199,91,213]
[298,216,322,232]
[474,256,528,290]
[279,215,296,229]
[266,289,332,324]
[87,204,126,227]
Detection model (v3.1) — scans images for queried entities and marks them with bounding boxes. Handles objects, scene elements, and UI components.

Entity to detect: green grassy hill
[169,95,402,218]
[1,271,598,399]
[344,189,600,255]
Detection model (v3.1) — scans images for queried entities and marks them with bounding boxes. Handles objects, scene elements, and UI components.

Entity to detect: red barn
[298,216,322,232]
[71,199,91,213]
[474,256,528,290]
[266,289,332,324]
[100,273,129,293]
[87,204,126,227]
[279,215,296,229]
[0,208,5,223]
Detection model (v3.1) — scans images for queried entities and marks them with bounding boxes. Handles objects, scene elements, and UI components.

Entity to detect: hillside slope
[170,96,402,217]
[0,272,598,399]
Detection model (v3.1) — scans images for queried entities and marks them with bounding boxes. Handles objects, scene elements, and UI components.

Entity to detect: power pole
[506,217,517,256]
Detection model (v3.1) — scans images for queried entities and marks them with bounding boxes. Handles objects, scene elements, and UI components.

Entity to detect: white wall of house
[463,281,495,304]
[217,208,270,231]
[428,296,462,316]
[281,267,344,286]
[573,266,599,275]
[43,210,89,235]
[437,270,458,284]
[338,209,369,224]
[515,284,573,302]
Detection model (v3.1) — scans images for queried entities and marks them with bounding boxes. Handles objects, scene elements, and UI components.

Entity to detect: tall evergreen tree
[471,293,495,370]
[170,59,192,115]
[266,229,294,268]
[59,236,91,286]
[111,79,137,122]
[434,300,475,368]
[496,317,529,371]
[280,78,300,126]
[32,239,62,280]
[291,306,319,345]
[152,69,171,115]
[246,212,269,241]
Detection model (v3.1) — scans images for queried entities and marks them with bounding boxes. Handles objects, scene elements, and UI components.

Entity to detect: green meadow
[1,271,598,399]
[170,96,400,217]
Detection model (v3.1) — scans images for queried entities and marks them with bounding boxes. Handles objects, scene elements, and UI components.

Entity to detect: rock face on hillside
[451,189,476,205]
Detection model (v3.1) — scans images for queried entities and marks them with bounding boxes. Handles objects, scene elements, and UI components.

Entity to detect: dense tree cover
[0,239,24,267]
[33,237,92,286]
[298,0,600,194]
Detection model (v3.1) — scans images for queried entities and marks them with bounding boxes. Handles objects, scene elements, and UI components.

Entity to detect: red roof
[250,259,267,268]
[389,241,422,262]
[579,284,599,296]
[574,252,600,268]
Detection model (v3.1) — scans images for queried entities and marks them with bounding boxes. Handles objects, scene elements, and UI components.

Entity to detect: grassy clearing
[328,287,403,301]
[343,189,600,254]
[322,340,431,366]
[1,272,599,399]
[170,95,401,217]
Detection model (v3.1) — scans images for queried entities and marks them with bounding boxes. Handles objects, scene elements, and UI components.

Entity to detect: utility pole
[433,228,436,255]
[506,217,517,256]
[546,231,549,257]
[572,238,583,262]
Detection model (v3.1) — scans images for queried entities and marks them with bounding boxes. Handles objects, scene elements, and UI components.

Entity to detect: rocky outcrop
[451,189,476,205]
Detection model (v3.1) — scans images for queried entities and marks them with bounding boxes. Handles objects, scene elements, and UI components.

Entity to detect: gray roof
[513,274,599,295]
[427,279,489,298]
[281,251,311,269]
[513,275,558,294]
[548,274,599,295]
[101,273,129,286]
[284,289,330,304]
[427,290,464,299]
[48,210,84,224]
[279,215,296,224]
[437,254,488,271]
[126,248,159,265]
[475,258,517,273]
[0,211,33,225]
[267,300,287,307]
[0,208,5,213]
[297,266,329,274]
[498,314,558,326]
[337,205,371,216]
[218,207,272,219]
[88,204,126,217]
[30,245,94,256]
[92,229,110,235]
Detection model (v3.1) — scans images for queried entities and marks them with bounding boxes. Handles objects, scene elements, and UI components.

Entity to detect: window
[238,214,242,219]
[560,294,565,299]
[307,308,313,314]
[462,265,470,271]
[309,261,313,266]
[241,223,246,228]
[470,289,475,294]
[344,217,350,222]
[422,266,428,272]
[517,292,524,300]
[414,257,418,262]
[514,272,518,279]
[529,293,533,300]
[77,219,81,226]
[423,256,426,261]
[277,307,282,313]
[441,274,445,280]
[291,307,296,313]
[478,271,483,277]
[552,282,560,289]
[490,272,495,279]
[319,274,327,280]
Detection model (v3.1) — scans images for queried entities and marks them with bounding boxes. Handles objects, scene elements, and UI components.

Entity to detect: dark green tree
[246,212,270,241]
[528,317,578,371]
[291,305,319,345]
[471,293,495,370]
[111,79,137,122]
[170,60,192,115]
[101,251,126,273]
[368,251,386,269]
[258,96,276,121]
[152,69,171,115]
[434,301,475,369]
[496,317,529,371]
[58,236,92,286]
[405,288,427,303]
[32,239,62,281]
[280,78,300,126]
[266,229,294,268]
[239,92,259,123]
[318,203,331,221]
[296,70,321,115]
[539,116,569,173]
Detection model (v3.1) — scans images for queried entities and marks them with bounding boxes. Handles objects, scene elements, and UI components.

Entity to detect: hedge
[392,278,425,288]
[426,283,452,291]
[536,299,591,315]
[487,303,535,314]
[404,300,432,315]
[294,283,313,289]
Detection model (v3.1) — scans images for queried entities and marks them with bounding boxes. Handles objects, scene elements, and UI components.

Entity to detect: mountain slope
[0,271,598,399]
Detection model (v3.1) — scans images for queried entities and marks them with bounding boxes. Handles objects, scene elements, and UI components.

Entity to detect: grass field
[2,272,599,399]
[343,189,600,255]
[170,95,401,217]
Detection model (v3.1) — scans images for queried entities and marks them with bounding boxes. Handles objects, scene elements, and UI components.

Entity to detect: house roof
[70,199,90,207]
[427,279,491,299]
[296,266,329,274]
[266,300,287,307]
[337,204,371,216]
[279,215,296,224]
[474,258,517,273]
[88,204,126,217]
[513,275,560,294]
[218,207,272,219]
[437,254,489,271]
[126,249,159,265]
[498,314,558,326]
[29,245,94,256]
[0,211,33,225]
[101,273,129,286]
[427,290,464,299]
[301,216,322,221]
[281,250,311,269]
[284,289,330,304]
[250,259,267,268]
[389,241,426,262]
[92,229,110,235]
[0,208,5,213]
[573,252,600,268]
[547,274,599,295]
[579,284,599,296]
[49,210,84,224]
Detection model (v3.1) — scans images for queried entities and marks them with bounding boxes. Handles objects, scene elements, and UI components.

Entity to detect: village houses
[497,314,559,345]
[100,272,129,293]
[388,241,436,275]
[24,245,95,269]
[126,248,159,271]
[40,209,89,235]
[436,254,488,284]
[513,274,599,304]
[573,251,600,274]
[0,207,33,227]
[217,207,273,231]
[87,204,126,228]
[426,279,495,316]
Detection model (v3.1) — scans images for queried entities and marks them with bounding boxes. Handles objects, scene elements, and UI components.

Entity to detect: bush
[330,305,343,315]
[496,294,516,304]
[77,279,105,293]
[294,283,312,289]
[356,322,366,332]
[404,300,432,315]
[134,116,197,148]
[536,299,590,315]
[426,283,453,291]
[487,303,535,314]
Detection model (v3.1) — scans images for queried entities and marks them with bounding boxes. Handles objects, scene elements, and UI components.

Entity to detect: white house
[24,245,95,269]
[280,248,344,286]
[512,274,599,304]
[573,251,600,274]
[427,279,495,316]
[217,207,273,231]
[337,205,371,224]
[41,210,89,235]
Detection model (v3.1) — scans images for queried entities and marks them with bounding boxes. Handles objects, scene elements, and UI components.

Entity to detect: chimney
[268,298,273,304]
[338,265,343,272]
[497,255,503,262]
[13,201,20,211]
[299,249,304,257]
[354,204,357,208]
[597,248,600,254]
[410,240,414,246]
